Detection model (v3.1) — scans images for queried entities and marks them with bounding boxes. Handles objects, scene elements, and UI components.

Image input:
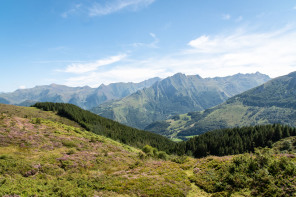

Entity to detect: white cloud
[89,0,155,16]
[184,26,296,77]
[19,85,26,89]
[62,26,296,87]
[62,54,126,74]
[187,27,292,54]
[222,14,231,20]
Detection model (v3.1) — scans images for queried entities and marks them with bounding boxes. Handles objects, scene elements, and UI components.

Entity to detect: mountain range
[0,72,270,131]
[147,71,296,140]
[0,77,160,109]
[92,72,270,129]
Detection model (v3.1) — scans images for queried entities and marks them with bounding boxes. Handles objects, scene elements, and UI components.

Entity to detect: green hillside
[147,71,296,139]
[32,102,175,153]
[0,104,192,196]
[93,72,270,129]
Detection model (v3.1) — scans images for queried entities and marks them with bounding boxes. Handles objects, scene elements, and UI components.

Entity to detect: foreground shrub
[191,148,296,196]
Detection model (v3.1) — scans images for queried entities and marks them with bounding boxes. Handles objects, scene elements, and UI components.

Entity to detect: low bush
[191,148,296,196]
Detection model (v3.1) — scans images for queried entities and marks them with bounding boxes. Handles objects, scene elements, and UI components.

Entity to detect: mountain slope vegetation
[175,124,296,157]
[1,104,296,196]
[0,104,191,196]
[92,72,270,129]
[188,148,296,197]
[0,77,160,109]
[32,102,175,153]
[147,71,296,139]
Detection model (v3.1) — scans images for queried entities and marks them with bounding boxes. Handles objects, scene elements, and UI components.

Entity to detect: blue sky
[1,0,296,92]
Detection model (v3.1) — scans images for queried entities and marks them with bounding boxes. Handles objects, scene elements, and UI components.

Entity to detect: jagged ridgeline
[176,124,296,157]
[32,102,175,153]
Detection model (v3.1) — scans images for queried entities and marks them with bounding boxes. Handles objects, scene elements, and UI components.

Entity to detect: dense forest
[176,124,296,157]
[32,102,175,153]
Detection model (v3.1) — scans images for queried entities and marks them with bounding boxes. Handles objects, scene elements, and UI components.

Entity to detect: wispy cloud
[187,27,291,54]
[132,33,159,48]
[61,54,127,74]
[61,4,82,18]
[89,0,155,16]
[222,14,231,20]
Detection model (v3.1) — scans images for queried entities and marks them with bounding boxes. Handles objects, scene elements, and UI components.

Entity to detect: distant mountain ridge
[0,77,161,109]
[92,72,270,129]
[147,71,296,139]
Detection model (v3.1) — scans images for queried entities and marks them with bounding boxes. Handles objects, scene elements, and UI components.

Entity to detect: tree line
[175,124,296,157]
[32,102,175,153]
[33,102,296,157]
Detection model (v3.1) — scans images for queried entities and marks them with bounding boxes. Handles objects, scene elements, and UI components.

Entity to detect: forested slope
[33,102,175,153]
[175,124,296,157]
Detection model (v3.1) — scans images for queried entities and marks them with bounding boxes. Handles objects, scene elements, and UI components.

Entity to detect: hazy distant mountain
[147,71,296,139]
[0,97,9,104]
[0,77,161,109]
[92,72,270,129]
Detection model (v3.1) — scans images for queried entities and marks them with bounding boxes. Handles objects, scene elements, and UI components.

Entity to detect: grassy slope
[0,104,191,196]
[0,103,82,128]
[32,102,175,153]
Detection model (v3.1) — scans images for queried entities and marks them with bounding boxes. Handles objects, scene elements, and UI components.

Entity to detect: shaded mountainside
[0,77,160,109]
[92,72,270,129]
[147,71,296,139]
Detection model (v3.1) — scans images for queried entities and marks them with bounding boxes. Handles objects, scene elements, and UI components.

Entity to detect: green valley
[92,72,270,129]
[147,71,296,140]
